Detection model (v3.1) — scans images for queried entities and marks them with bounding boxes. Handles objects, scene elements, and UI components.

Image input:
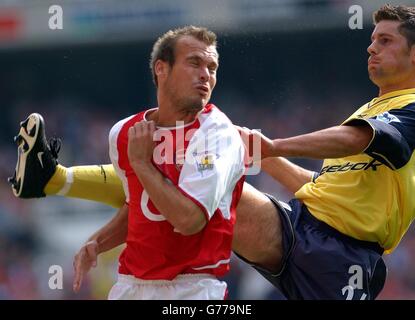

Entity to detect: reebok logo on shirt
[320,159,383,175]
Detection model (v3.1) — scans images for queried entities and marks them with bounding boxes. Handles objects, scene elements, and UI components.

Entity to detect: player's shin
[45,164,125,208]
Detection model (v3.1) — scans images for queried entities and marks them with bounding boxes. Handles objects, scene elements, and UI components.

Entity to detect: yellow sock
[44,164,125,209]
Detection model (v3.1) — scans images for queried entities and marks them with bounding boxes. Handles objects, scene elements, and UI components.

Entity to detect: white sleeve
[108,116,134,203]
[178,118,245,220]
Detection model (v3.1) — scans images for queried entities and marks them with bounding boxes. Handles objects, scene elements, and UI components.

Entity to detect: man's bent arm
[87,203,129,254]
[131,162,206,236]
[127,120,206,236]
[73,203,128,292]
[265,124,373,159]
[261,157,316,194]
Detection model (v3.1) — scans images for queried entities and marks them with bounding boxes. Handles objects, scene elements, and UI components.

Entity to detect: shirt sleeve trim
[176,185,212,221]
[343,117,376,153]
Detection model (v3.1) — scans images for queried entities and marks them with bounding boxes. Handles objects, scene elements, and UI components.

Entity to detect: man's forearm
[87,203,128,254]
[268,125,373,159]
[261,157,315,194]
[132,163,206,235]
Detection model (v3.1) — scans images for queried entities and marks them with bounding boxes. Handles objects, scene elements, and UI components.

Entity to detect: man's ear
[155,60,169,81]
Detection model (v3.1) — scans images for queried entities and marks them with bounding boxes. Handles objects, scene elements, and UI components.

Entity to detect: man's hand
[236,126,275,160]
[73,240,99,293]
[128,121,156,168]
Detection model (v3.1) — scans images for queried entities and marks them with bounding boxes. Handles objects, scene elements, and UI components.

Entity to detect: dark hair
[373,4,415,48]
[149,26,217,87]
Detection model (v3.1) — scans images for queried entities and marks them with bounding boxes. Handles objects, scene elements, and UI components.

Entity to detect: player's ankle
[44,164,67,195]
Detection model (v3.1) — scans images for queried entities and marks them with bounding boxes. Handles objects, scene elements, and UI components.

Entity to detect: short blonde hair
[149,26,217,86]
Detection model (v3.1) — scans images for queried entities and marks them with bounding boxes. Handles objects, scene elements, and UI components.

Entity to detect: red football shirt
[109,104,245,280]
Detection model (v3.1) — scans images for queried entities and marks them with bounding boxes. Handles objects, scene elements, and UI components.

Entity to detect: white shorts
[108,273,228,300]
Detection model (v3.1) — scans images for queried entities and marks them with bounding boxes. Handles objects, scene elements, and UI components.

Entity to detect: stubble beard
[172,91,208,116]
[180,96,205,113]
[368,66,385,87]
[165,75,209,115]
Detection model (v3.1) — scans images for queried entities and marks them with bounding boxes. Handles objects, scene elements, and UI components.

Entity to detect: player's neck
[378,79,415,97]
[150,105,200,127]
[154,91,203,126]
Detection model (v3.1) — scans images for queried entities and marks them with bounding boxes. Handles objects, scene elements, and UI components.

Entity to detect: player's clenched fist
[128,120,156,166]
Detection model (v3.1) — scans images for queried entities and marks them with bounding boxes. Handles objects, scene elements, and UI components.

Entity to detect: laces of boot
[48,138,62,159]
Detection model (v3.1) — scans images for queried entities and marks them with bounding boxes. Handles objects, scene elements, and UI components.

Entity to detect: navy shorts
[251,196,387,300]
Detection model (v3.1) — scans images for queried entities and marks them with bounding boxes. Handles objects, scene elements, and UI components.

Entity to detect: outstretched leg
[9,113,125,208]
[45,164,125,208]
[233,182,284,273]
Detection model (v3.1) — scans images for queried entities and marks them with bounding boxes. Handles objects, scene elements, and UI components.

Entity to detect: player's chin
[368,68,383,82]
[201,97,210,107]
[367,69,378,81]
[182,97,205,111]
[199,94,211,107]
[193,93,211,106]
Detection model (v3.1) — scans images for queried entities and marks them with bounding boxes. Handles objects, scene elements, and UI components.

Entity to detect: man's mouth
[195,85,209,93]
[368,57,380,65]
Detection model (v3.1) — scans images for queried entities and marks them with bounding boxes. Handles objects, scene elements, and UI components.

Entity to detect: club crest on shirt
[376,112,401,124]
[195,153,216,173]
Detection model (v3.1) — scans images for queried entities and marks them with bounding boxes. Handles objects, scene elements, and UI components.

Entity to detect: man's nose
[367,41,377,56]
[200,67,210,82]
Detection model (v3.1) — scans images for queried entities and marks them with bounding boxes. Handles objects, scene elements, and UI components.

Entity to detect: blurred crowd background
[1,0,415,300]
